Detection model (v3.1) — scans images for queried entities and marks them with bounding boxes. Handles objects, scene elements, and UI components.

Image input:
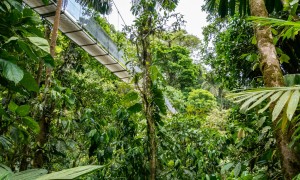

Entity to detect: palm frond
[219,0,228,18]
[248,16,300,28]
[248,16,300,40]
[227,86,300,122]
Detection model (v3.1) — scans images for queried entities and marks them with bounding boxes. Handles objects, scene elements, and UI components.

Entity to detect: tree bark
[141,36,157,180]
[33,0,63,168]
[45,0,63,87]
[250,0,300,178]
[137,15,157,179]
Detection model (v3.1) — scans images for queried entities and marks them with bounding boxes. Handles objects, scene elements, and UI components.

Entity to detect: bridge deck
[24,0,133,82]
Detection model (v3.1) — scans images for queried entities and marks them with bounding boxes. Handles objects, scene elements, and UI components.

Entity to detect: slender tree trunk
[139,16,157,179]
[250,0,300,178]
[45,0,63,87]
[33,0,63,168]
[141,38,156,180]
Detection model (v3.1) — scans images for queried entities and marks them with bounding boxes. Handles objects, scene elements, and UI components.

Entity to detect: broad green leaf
[123,91,139,102]
[234,162,241,177]
[221,162,234,174]
[150,65,159,82]
[258,91,283,114]
[42,54,55,67]
[8,101,18,113]
[16,105,30,117]
[280,54,290,63]
[20,72,39,92]
[0,58,24,84]
[88,129,97,138]
[286,90,300,120]
[12,169,48,180]
[27,37,50,53]
[128,103,142,113]
[22,117,40,133]
[18,40,39,62]
[240,92,265,113]
[7,0,22,11]
[276,47,283,55]
[152,86,167,115]
[284,74,300,86]
[272,90,291,121]
[247,91,274,111]
[36,165,104,179]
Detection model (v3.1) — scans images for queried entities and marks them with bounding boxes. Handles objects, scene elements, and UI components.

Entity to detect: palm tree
[204,0,300,178]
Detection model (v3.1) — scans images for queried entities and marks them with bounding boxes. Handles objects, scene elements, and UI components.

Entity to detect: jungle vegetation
[1,0,300,179]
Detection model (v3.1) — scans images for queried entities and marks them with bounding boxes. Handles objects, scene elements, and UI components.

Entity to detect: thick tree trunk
[249,0,300,178]
[33,0,63,168]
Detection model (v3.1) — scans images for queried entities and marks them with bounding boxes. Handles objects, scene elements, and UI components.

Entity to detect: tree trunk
[33,0,63,168]
[249,0,300,178]
[33,112,51,168]
[142,39,157,180]
[45,0,63,87]
[139,17,157,179]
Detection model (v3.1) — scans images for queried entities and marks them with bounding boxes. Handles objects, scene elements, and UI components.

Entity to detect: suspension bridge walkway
[24,0,138,82]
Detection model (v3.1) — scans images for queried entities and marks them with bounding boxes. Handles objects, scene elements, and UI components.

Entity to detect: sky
[108,0,209,39]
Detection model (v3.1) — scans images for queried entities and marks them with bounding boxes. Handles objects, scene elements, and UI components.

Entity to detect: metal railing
[64,0,126,65]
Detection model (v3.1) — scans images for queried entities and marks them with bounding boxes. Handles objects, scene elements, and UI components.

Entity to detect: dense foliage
[1,0,300,179]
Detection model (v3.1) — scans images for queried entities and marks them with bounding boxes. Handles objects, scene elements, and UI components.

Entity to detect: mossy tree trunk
[140,21,157,180]
[250,0,300,178]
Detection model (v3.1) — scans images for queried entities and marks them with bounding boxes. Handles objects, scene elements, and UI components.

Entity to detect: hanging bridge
[23,0,177,114]
[24,0,139,83]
